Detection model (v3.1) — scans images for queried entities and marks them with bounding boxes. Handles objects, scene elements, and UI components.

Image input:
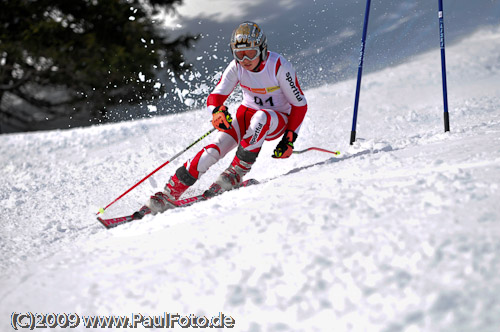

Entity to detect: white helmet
[230,21,268,62]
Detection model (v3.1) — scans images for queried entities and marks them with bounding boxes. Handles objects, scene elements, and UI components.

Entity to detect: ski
[97,179,259,229]
[97,204,152,229]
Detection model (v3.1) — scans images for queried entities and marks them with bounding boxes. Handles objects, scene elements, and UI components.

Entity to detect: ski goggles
[233,48,261,61]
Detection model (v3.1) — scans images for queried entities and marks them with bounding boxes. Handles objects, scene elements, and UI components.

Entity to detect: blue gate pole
[350,0,372,145]
[438,0,450,132]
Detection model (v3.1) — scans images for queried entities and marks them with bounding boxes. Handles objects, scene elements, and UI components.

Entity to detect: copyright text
[11,312,236,329]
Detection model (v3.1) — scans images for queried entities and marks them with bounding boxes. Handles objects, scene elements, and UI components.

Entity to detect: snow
[1,25,500,332]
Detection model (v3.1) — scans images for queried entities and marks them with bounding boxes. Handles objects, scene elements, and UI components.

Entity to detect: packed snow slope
[1,25,500,331]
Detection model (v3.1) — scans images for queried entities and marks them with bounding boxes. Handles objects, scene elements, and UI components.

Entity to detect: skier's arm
[273,59,308,158]
[277,60,308,134]
[206,60,240,112]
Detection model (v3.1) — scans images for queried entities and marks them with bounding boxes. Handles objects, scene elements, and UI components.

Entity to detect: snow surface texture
[1,25,500,332]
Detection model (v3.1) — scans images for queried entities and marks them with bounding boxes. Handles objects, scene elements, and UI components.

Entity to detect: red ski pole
[97,128,216,215]
[293,147,340,155]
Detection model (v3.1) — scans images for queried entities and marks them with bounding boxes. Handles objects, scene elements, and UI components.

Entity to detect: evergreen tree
[0,0,196,132]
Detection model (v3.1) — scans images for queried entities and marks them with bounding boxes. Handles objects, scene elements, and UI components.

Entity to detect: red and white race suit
[183,51,308,179]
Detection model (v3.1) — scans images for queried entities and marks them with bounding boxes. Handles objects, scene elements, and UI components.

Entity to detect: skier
[147,21,308,213]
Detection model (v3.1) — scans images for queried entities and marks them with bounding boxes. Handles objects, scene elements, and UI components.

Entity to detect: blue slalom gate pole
[438,0,450,132]
[350,0,372,145]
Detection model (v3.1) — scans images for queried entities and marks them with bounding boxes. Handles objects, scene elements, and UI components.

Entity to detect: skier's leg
[211,109,287,192]
[147,128,240,213]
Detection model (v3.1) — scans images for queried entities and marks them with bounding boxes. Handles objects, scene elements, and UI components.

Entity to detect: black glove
[272,130,297,159]
[212,105,233,131]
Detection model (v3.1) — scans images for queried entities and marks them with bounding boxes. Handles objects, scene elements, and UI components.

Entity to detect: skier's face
[233,49,260,71]
[238,55,260,71]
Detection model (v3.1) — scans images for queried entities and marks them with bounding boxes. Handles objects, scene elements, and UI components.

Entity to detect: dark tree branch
[0,71,33,91]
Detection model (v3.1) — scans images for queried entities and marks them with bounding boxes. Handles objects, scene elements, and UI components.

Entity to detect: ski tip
[244,178,260,185]
[97,217,113,229]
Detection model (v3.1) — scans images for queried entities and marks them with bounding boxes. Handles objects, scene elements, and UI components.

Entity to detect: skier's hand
[272,130,297,159]
[212,105,233,131]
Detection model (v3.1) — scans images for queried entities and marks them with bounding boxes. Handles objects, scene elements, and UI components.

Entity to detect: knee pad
[236,145,259,164]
